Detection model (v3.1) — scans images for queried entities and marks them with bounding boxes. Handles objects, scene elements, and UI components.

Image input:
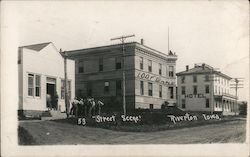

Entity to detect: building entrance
[46,78,58,110]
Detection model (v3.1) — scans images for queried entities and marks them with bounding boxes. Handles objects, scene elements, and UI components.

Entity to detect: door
[46,77,57,110]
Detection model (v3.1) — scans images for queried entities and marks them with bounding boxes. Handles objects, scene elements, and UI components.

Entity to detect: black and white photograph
[1,0,249,156]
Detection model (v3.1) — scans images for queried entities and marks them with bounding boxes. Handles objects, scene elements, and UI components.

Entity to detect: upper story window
[78,60,84,73]
[169,66,174,77]
[181,86,186,95]
[181,76,185,84]
[205,85,209,93]
[116,57,122,70]
[205,75,209,82]
[148,60,152,72]
[193,75,197,83]
[159,63,162,75]
[139,57,143,70]
[99,58,103,72]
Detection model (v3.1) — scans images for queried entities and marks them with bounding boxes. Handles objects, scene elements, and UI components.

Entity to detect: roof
[176,63,232,79]
[20,42,52,51]
[66,42,177,60]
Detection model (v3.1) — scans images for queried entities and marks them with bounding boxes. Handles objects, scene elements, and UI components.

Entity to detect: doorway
[46,77,57,110]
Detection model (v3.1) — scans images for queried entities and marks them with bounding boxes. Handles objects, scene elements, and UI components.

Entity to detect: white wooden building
[176,63,238,115]
[18,42,75,117]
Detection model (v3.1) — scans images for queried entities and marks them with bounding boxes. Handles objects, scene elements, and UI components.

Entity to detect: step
[41,110,67,120]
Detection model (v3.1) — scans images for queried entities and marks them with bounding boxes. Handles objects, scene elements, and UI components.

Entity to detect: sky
[3,0,249,101]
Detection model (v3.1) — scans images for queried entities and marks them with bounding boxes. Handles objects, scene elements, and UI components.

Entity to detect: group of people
[70,97,104,117]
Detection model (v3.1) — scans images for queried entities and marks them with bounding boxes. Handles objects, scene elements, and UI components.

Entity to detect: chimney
[202,63,205,70]
[186,65,189,71]
[141,39,144,45]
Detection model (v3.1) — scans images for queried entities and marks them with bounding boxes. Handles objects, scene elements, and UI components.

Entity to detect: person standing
[46,94,52,110]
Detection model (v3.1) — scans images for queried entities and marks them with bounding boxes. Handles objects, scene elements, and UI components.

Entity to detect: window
[61,80,71,99]
[104,82,110,93]
[215,86,217,94]
[140,81,144,95]
[99,58,103,71]
[181,86,185,95]
[193,86,197,95]
[149,104,154,109]
[205,85,209,93]
[182,99,186,108]
[169,87,174,99]
[28,74,34,96]
[87,82,92,97]
[139,57,143,70]
[159,85,162,98]
[181,76,185,84]
[169,66,174,77]
[78,60,84,73]
[205,75,209,82]
[159,63,162,75]
[148,60,152,72]
[116,57,122,70]
[35,75,41,97]
[206,99,209,108]
[116,80,122,96]
[68,81,71,99]
[193,75,197,83]
[148,82,153,96]
[61,80,65,99]
[28,74,41,97]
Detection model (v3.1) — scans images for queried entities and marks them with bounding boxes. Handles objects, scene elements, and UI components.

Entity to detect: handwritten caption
[78,113,221,126]
[167,113,221,124]
[78,115,142,126]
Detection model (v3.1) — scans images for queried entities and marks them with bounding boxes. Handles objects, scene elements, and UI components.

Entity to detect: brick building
[67,41,177,112]
[176,63,238,115]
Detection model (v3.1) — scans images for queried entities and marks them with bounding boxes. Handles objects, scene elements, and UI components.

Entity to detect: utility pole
[60,49,69,118]
[168,27,170,53]
[230,78,244,115]
[110,34,135,116]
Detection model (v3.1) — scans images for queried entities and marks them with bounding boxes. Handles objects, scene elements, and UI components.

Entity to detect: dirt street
[19,119,246,145]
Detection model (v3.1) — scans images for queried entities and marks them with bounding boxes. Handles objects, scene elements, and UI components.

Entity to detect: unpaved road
[19,119,246,145]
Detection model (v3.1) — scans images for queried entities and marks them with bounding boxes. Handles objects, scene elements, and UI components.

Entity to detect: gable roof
[20,42,52,51]
[176,63,232,79]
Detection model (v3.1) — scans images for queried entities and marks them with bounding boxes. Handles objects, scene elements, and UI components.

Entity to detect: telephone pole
[60,49,69,118]
[110,34,135,116]
[230,78,244,115]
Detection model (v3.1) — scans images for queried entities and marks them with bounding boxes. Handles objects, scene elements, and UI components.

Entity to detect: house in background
[18,42,75,118]
[176,63,238,115]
